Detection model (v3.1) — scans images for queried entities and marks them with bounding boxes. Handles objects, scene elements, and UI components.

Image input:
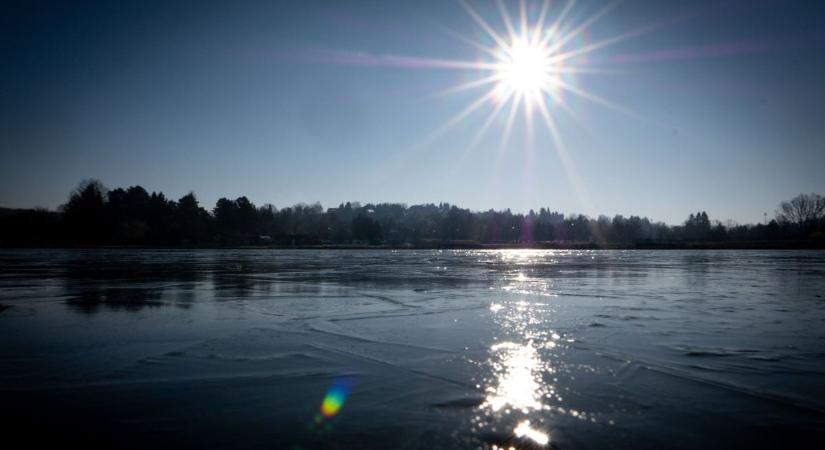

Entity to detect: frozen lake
[1,249,824,449]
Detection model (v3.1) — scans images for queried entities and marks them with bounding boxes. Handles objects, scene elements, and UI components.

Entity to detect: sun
[353,0,642,180]
[495,36,558,107]
[307,0,641,156]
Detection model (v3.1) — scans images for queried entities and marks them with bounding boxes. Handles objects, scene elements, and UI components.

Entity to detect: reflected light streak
[484,341,544,413]
[477,287,568,448]
[514,420,550,445]
[476,255,602,447]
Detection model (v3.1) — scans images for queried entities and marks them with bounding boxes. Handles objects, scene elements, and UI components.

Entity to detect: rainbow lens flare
[320,379,351,418]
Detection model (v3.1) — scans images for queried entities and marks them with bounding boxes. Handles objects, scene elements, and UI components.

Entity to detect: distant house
[257,235,272,244]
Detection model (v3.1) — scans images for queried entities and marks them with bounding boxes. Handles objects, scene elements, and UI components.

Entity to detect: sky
[1,0,824,224]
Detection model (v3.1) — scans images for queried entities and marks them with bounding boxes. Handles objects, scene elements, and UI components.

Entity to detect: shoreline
[2,240,824,251]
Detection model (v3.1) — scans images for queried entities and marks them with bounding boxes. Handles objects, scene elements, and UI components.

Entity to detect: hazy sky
[2,0,824,224]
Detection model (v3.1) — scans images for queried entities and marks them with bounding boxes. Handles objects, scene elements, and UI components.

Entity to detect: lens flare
[320,379,351,418]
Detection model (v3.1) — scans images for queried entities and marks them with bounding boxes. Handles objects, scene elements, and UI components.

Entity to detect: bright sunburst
[494,35,558,108]
[406,0,650,213]
[313,0,658,208]
[406,0,643,165]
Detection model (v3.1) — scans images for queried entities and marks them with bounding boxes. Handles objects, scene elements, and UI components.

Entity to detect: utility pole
[764,212,767,225]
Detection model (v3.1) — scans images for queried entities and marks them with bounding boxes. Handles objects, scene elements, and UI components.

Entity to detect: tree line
[1,179,823,248]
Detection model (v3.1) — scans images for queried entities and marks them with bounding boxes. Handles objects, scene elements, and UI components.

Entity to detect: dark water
[1,249,824,449]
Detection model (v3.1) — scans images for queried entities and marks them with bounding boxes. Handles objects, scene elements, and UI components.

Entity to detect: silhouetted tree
[3,179,824,248]
[62,179,107,243]
[176,192,211,244]
[682,211,711,241]
[776,193,825,235]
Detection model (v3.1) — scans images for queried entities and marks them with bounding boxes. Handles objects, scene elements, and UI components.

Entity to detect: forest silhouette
[1,179,823,248]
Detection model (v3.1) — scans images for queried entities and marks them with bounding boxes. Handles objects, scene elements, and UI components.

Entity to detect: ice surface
[1,249,824,449]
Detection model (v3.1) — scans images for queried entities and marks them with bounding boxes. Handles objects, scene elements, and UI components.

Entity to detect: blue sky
[2,0,824,224]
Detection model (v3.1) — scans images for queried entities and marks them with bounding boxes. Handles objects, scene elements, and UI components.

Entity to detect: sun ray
[546,65,616,75]
[438,23,503,60]
[461,93,511,161]
[537,101,608,246]
[373,54,500,71]
[524,89,535,153]
[496,0,519,43]
[535,94,597,216]
[542,86,581,128]
[545,0,620,55]
[412,86,502,151]
[539,0,576,48]
[532,0,552,45]
[497,91,523,160]
[554,79,648,121]
[428,73,504,99]
[549,18,676,65]
[301,48,503,71]
[457,0,510,51]
[519,0,529,41]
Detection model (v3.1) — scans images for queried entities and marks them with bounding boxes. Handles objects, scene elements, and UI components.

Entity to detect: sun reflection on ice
[514,420,550,445]
[476,293,568,448]
[484,341,544,413]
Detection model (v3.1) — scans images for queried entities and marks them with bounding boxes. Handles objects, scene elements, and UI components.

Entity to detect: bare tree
[776,193,825,231]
